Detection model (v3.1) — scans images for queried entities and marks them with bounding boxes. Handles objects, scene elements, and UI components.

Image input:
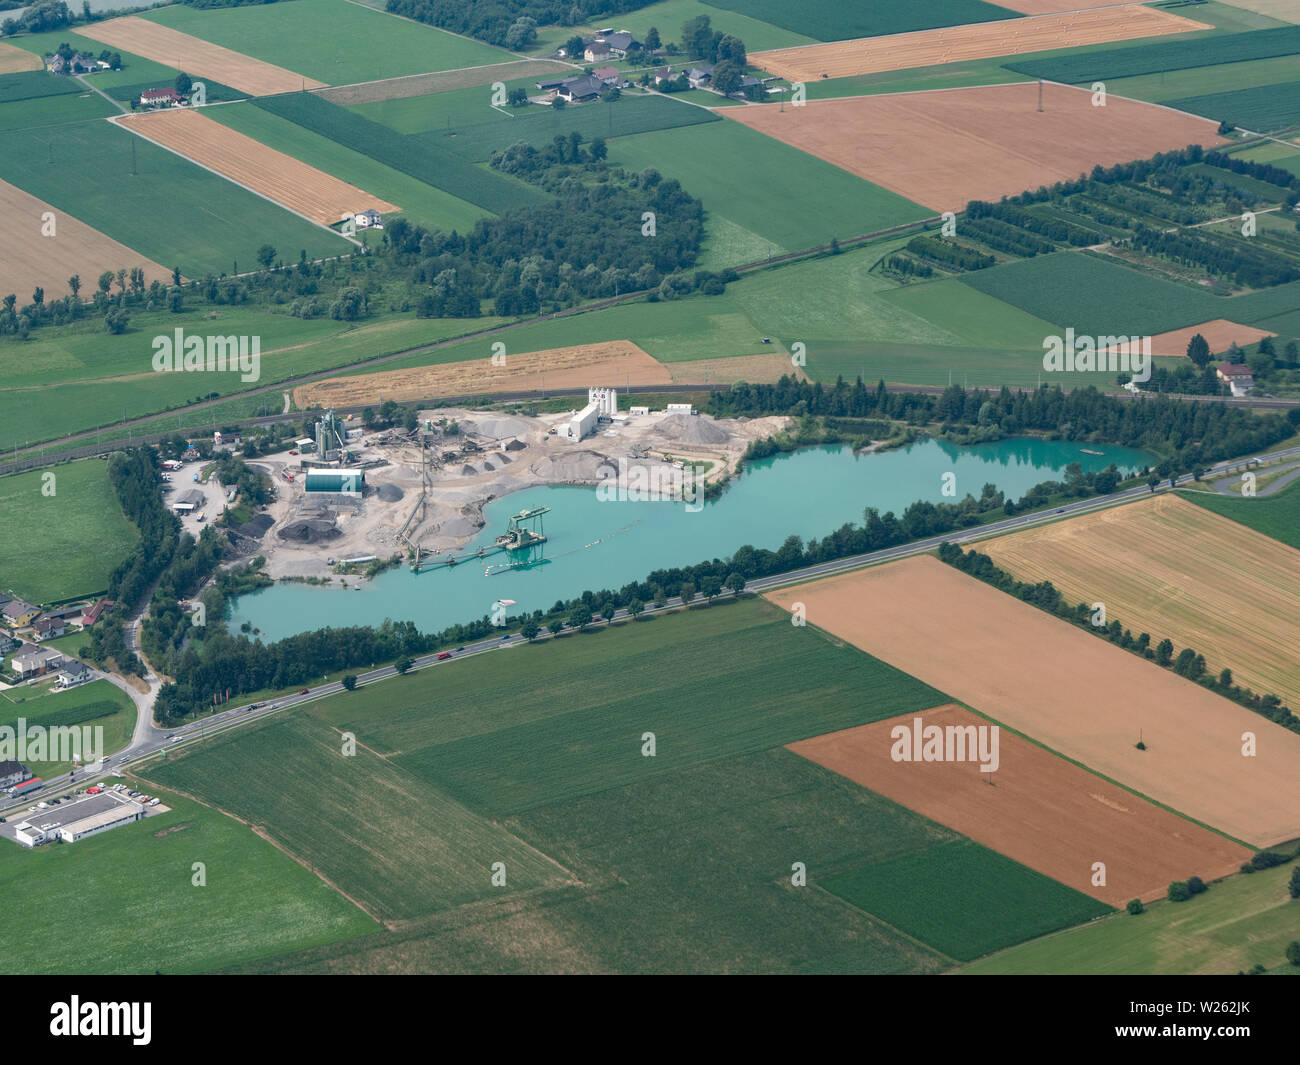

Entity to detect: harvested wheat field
[669,351,804,384]
[1102,319,1275,359]
[116,110,396,226]
[294,341,672,408]
[1219,0,1300,24]
[750,6,1211,82]
[998,0,1134,12]
[0,177,171,297]
[0,41,43,74]
[765,554,1300,847]
[315,59,571,106]
[981,494,1300,709]
[80,17,324,95]
[722,82,1223,211]
[790,704,1250,906]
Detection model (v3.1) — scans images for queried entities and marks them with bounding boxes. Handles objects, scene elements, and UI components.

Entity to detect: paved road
[1211,458,1300,497]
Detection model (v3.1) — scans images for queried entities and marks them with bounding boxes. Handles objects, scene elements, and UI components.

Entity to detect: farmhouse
[139,87,181,107]
[32,617,67,642]
[536,78,567,91]
[1,599,40,627]
[592,66,622,86]
[584,41,611,62]
[10,646,65,679]
[80,599,113,627]
[0,760,31,790]
[557,75,605,103]
[599,31,640,58]
[46,52,98,75]
[686,65,714,88]
[1217,363,1254,396]
[654,66,676,85]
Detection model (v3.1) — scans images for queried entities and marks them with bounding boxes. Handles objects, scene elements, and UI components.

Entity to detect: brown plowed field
[981,494,1300,709]
[0,41,43,74]
[790,704,1250,905]
[293,341,672,408]
[315,59,571,106]
[750,6,1211,82]
[79,17,324,95]
[116,110,396,226]
[1144,320,1275,357]
[721,82,1224,212]
[0,177,172,297]
[765,554,1300,847]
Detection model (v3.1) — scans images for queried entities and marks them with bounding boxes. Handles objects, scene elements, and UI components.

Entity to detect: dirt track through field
[293,341,673,408]
[765,554,1300,847]
[116,109,396,225]
[314,59,572,106]
[80,16,325,95]
[0,41,43,74]
[790,704,1250,905]
[0,177,172,298]
[981,494,1300,710]
[750,6,1211,81]
[721,82,1224,211]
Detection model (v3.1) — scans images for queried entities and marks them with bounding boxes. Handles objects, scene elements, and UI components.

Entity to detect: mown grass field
[0,115,347,278]
[0,92,117,132]
[1097,54,1300,105]
[561,0,816,53]
[144,0,513,84]
[605,121,931,255]
[142,713,571,921]
[0,70,81,103]
[307,599,948,816]
[963,860,1300,975]
[823,839,1111,962]
[0,459,138,602]
[1165,80,1300,133]
[1186,477,1300,551]
[0,679,135,777]
[205,101,489,233]
[413,93,721,162]
[0,791,377,974]
[705,0,1022,41]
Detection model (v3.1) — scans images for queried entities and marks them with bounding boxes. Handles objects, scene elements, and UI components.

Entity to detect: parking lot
[0,784,169,846]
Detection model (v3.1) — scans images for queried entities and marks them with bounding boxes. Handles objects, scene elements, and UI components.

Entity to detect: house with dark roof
[598,31,639,58]
[0,760,31,790]
[56,661,93,689]
[46,52,98,75]
[686,65,714,88]
[584,41,611,62]
[558,75,605,102]
[32,617,67,642]
[1217,363,1255,396]
[1,599,40,627]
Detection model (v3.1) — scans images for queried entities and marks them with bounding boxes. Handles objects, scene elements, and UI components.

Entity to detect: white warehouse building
[566,403,600,440]
[59,803,144,843]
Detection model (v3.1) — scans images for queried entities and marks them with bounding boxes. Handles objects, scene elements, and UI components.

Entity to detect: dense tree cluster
[1128,223,1299,288]
[907,235,995,271]
[965,200,1102,247]
[1,0,71,34]
[383,0,652,47]
[938,541,1300,734]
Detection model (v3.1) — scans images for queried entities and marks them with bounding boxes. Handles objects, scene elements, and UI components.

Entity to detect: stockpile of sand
[468,415,533,440]
[530,451,610,481]
[658,414,729,445]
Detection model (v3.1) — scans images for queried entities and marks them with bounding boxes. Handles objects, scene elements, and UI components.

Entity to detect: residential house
[592,66,622,86]
[653,66,676,86]
[10,646,64,679]
[46,52,98,75]
[686,65,714,88]
[558,75,605,103]
[32,617,66,642]
[0,630,16,654]
[1217,363,1254,396]
[56,661,93,689]
[584,41,611,63]
[140,87,181,108]
[354,208,383,229]
[1,599,40,628]
[0,760,31,790]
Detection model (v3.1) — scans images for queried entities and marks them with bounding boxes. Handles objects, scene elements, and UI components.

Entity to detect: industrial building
[170,488,205,513]
[588,387,618,417]
[565,403,600,441]
[303,468,366,494]
[7,791,147,848]
[58,803,144,843]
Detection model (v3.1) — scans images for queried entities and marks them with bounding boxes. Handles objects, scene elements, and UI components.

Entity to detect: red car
[436,651,452,660]
[298,688,309,695]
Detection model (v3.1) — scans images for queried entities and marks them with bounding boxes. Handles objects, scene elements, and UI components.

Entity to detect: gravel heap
[658,413,729,445]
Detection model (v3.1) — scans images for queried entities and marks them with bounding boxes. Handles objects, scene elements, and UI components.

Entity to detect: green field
[1184,478,1300,551]
[1165,80,1300,133]
[305,599,947,816]
[561,0,816,54]
[0,680,135,777]
[411,93,721,161]
[0,459,138,602]
[144,0,514,84]
[1004,25,1300,84]
[606,120,931,254]
[205,101,489,233]
[6,28,201,93]
[0,791,377,974]
[702,0,1023,42]
[1097,54,1300,105]
[253,92,546,213]
[959,251,1233,335]
[0,70,82,103]
[964,860,1300,974]
[824,839,1111,962]
[142,713,571,921]
[0,91,117,131]
[0,115,347,278]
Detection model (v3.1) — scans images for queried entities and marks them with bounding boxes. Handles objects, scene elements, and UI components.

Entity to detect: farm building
[303,468,366,493]
[0,760,31,790]
[584,41,611,62]
[558,76,604,102]
[1217,363,1254,396]
[80,599,113,627]
[140,87,181,107]
[598,31,639,58]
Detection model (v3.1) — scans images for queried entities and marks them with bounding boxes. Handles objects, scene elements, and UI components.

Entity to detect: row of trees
[382,0,653,48]
[937,541,1300,733]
